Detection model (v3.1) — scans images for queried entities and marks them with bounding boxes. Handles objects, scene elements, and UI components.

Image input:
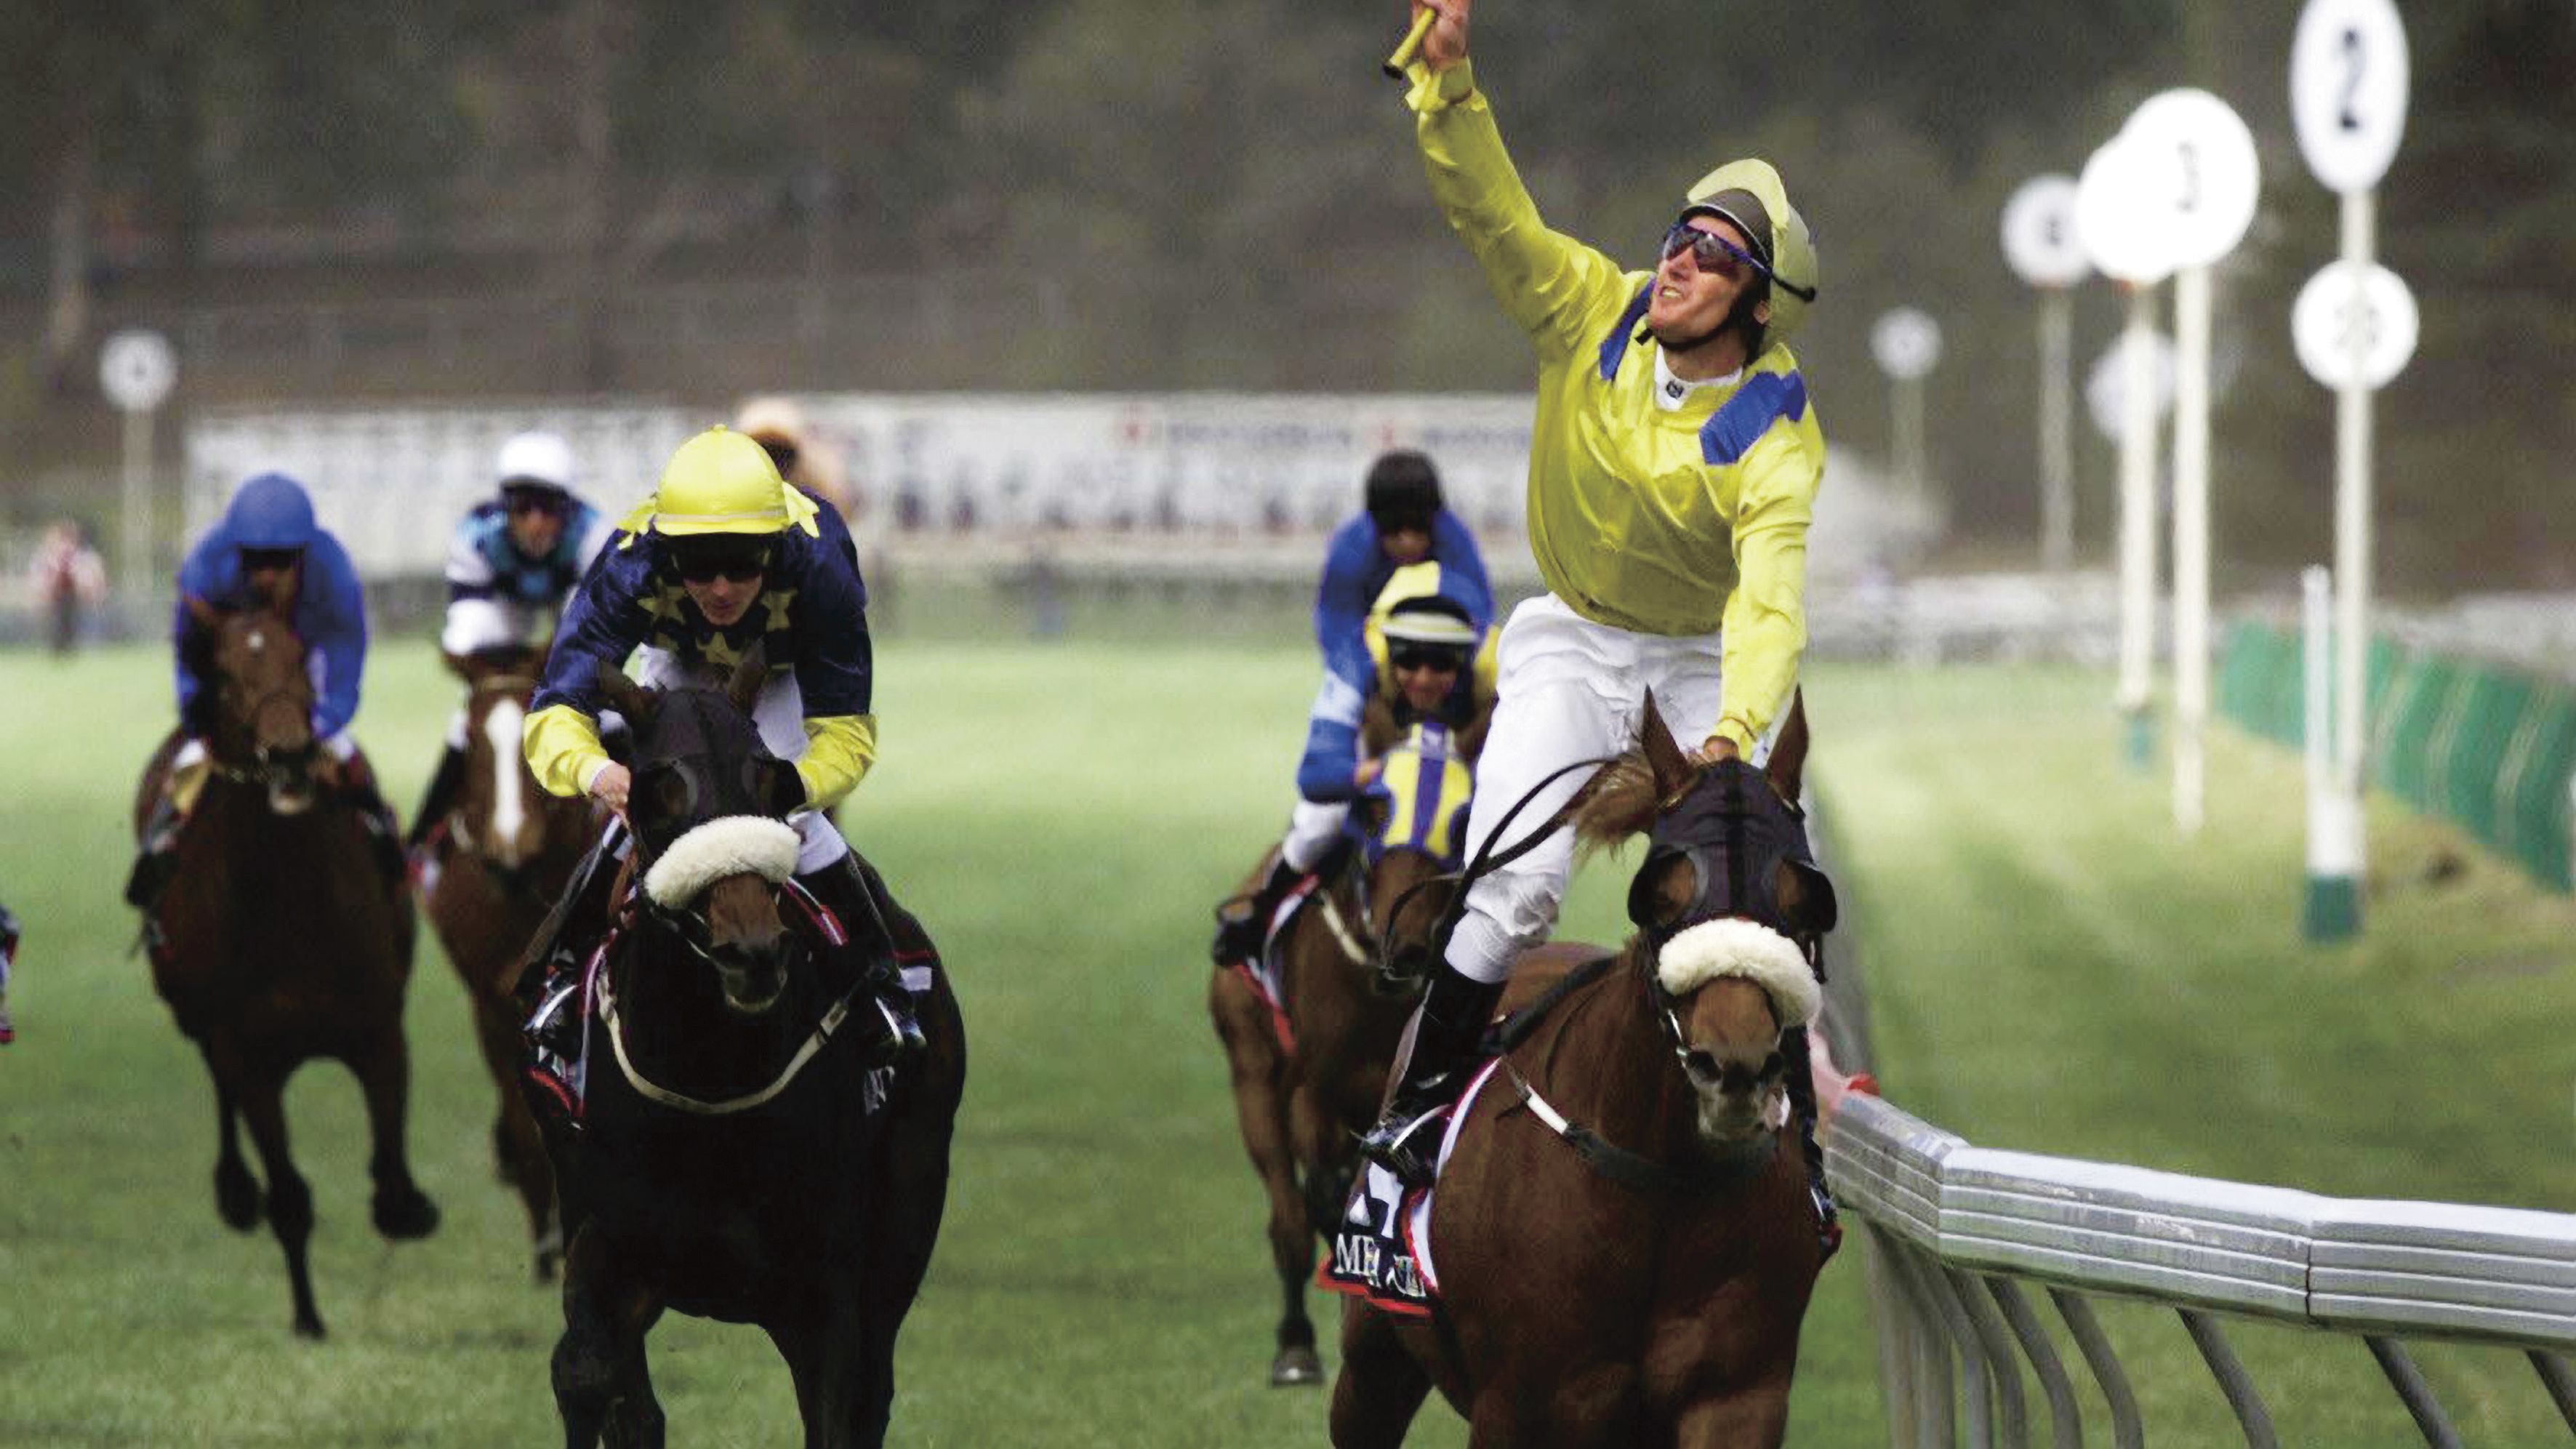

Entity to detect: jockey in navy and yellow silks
[521,427,920,1063]
[1360,1,1839,1251]
[1294,575,1495,803]
[126,471,405,910]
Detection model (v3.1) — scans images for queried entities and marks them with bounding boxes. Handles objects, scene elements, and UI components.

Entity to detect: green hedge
[2218,622,2575,891]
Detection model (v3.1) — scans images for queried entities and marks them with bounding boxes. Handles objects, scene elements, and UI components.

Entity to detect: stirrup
[854,982,926,1068]
[1209,899,1264,967]
[1357,1102,1448,1187]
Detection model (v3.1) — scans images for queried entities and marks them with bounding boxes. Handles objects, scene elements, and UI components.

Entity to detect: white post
[2116,284,2159,766]
[1895,376,1928,513]
[2039,289,2076,574]
[2170,263,2212,835]
[2305,564,2362,936]
[120,406,153,598]
[2333,190,2376,806]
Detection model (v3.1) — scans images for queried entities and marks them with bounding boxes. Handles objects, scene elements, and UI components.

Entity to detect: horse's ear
[182,594,222,632]
[1639,689,1697,802]
[593,662,656,721]
[1765,689,1810,803]
[441,649,473,681]
[724,643,767,717]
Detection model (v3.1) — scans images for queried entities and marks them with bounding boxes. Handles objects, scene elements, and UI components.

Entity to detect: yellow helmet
[1682,158,1820,354]
[642,427,817,538]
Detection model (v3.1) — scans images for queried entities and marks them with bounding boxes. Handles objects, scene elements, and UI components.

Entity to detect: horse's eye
[1626,851,1702,931]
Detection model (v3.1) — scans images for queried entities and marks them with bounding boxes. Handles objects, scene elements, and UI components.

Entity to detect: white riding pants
[632,649,848,876]
[1443,594,1772,986]
[1280,798,1349,873]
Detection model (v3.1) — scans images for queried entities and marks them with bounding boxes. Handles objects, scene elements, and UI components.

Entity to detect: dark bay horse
[132,598,438,1338]
[539,655,965,1449]
[422,645,594,1280]
[1213,710,1477,1386]
[1331,695,1837,1448]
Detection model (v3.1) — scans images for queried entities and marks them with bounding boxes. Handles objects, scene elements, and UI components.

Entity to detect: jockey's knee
[1443,870,1565,985]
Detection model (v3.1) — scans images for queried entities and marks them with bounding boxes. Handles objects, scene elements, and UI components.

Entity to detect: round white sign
[2123,89,2262,269]
[2074,139,2177,286]
[2085,330,2178,441]
[2292,0,2409,193]
[2292,261,2417,390]
[1871,308,1943,380]
[2002,174,2090,289]
[99,329,178,413]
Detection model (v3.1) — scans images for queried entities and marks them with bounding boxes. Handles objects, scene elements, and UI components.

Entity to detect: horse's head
[186,596,320,813]
[1351,721,1476,991]
[593,647,804,1015]
[443,646,578,875]
[1573,692,1837,1144]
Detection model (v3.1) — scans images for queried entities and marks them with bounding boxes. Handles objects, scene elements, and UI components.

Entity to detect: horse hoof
[214,1163,262,1232]
[1270,1347,1325,1387]
[372,1188,441,1240]
[293,1314,327,1341]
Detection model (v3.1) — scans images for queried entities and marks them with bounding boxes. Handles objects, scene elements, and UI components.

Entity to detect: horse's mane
[1569,748,1666,858]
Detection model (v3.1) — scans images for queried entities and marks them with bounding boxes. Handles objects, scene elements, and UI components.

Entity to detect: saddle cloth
[1317,1057,1505,1317]
[1229,873,1324,1053]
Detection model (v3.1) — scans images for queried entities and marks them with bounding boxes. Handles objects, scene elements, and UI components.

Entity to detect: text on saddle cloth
[1317,1057,1506,1317]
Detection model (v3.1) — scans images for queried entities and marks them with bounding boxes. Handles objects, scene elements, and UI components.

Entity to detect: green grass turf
[0,643,2569,1445]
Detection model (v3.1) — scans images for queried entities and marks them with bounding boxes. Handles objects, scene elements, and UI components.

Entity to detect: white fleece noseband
[643,816,801,907]
[1656,917,1821,1028]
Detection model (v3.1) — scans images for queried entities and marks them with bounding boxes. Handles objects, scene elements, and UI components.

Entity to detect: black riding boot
[1211,854,1301,967]
[515,824,628,1021]
[1780,1026,1842,1261]
[405,743,467,852]
[1357,961,1504,1187]
[124,792,186,912]
[333,757,407,888]
[795,856,927,1069]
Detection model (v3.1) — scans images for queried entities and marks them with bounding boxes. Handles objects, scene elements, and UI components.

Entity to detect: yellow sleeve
[795,713,878,812]
[1712,432,1823,752]
[523,703,613,800]
[1407,59,1634,360]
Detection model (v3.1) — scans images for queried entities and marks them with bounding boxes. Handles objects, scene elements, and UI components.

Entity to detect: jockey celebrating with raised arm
[1211,450,1492,966]
[127,472,401,911]
[521,427,922,1064]
[406,430,614,861]
[1358,0,1837,1235]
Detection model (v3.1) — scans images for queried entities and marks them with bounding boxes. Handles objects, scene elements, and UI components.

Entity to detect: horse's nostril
[1685,1049,1721,1080]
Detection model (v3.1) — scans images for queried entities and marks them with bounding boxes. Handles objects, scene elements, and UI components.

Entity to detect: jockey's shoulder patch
[1699,371,1809,467]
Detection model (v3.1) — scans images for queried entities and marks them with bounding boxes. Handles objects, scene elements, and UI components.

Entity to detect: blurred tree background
[1,0,2567,592]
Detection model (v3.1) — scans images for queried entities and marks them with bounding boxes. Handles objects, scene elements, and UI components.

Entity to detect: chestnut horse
[131,600,438,1338]
[538,656,966,1449]
[1212,710,1477,1387]
[1330,695,1835,1448]
[422,645,595,1280]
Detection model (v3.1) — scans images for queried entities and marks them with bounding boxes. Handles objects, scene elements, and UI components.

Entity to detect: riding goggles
[502,482,572,518]
[1389,644,1467,673]
[667,539,774,584]
[1658,222,1818,303]
[238,545,302,573]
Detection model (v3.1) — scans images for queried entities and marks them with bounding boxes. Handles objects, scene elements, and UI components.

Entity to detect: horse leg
[1328,1303,1432,1448]
[472,994,558,1279]
[202,1045,261,1230]
[1211,970,1321,1387]
[552,1227,667,1449]
[347,1024,440,1240]
[233,1067,324,1339]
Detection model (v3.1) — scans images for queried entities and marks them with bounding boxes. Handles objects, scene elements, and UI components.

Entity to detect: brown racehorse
[539,655,966,1449]
[422,645,595,1280]
[1212,705,1478,1386]
[132,599,438,1339]
[1330,694,1836,1448]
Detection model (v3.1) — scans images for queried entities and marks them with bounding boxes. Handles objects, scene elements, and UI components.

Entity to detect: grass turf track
[0,639,2570,1445]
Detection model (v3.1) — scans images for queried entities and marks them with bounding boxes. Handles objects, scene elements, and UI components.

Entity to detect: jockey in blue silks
[1211,450,1493,965]
[126,470,403,910]
[405,430,616,859]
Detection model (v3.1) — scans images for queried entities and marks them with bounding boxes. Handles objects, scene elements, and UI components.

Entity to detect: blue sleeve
[1315,515,1383,697]
[1295,715,1365,803]
[788,526,873,717]
[1429,512,1494,632]
[301,536,369,737]
[531,538,657,718]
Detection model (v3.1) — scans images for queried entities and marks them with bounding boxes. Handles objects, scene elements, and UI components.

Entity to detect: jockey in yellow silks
[522,426,920,1061]
[1358,0,1838,1250]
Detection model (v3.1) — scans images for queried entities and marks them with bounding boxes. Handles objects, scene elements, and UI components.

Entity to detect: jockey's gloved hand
[763,760,807,816]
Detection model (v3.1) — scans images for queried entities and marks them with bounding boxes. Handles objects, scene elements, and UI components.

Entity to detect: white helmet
[495,430,576,494]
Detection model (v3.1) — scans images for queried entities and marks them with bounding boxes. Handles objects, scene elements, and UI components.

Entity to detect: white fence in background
[1829,1093,2576,1446]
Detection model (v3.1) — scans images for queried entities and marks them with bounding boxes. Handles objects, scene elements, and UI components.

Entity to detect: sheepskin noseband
[643,816,801,907]
[1656,917,1820,1029]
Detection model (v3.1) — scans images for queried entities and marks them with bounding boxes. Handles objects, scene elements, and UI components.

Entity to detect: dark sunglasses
[668,543,771,585]
[1658,222,1818,302]
[502,484,569,518]
[239,546,302,573]
[1389,645,1466,673]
